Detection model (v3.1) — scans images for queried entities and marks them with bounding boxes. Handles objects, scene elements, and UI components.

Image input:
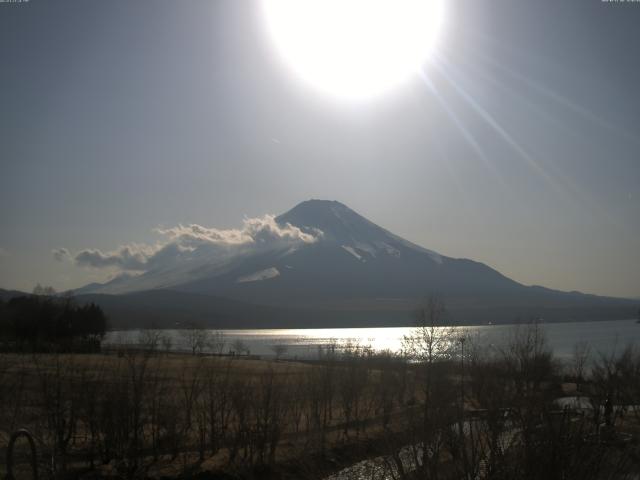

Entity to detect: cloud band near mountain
[53,215,321,272]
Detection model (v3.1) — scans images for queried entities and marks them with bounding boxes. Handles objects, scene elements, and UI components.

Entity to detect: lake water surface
[104,319,640,360]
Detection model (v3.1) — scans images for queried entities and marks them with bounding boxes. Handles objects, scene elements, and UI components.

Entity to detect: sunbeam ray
[468,33,640,147]
[418,70,507,189]
[432,54,566,198]
[432,54,622,230]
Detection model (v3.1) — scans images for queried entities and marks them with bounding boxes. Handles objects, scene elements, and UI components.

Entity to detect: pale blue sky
[1,0,639,298]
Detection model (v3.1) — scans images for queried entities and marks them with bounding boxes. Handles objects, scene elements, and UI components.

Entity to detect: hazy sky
[1,0,639,298]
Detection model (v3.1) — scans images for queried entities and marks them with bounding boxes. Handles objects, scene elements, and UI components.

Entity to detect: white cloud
[61,215,322,273]
[74,243,160,271]
[156,214,318,247]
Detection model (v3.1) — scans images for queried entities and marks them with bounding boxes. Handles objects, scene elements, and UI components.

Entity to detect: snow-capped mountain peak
[76,200,512,302]
[276,199,443,263]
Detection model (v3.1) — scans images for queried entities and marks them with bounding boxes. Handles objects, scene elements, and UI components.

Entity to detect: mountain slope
[177,200,544,305]
[73,200,637,326]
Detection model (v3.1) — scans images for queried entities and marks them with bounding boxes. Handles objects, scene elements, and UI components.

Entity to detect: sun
[262,0,444,100]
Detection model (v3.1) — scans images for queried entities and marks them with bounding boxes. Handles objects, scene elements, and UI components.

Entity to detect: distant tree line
[0,286,107,352]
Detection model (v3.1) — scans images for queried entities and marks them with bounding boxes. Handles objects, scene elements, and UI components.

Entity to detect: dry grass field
[2,323,640,479]
[0,349,417,479]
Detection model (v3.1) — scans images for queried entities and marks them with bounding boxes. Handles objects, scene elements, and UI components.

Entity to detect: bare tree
[572,340,591,390]
[210,330,226,355]
[161,333,173,354]
[180,323,212,355]
[271,343,288,360]
[401,295,454,363]
[138,329,162,354]
[32,283,57,296]
[33,353,80,475]
[202,358,233,457]
[231,338,249,356]
[397,295,457,478]
[501,320,554,397]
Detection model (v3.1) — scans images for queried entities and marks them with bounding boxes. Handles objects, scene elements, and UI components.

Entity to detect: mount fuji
[73,200,636,328]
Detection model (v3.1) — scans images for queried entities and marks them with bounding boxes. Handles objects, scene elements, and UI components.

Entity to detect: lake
[104,318,640,360]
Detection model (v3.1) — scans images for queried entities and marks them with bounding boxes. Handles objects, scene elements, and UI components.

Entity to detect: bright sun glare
[262,0,444,100]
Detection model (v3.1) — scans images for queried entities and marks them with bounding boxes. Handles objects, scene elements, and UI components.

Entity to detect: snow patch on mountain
[341,245,363,261]
[385,232,443,264]
[353,242,377,257]
[237,267,280,283]
[378,242,401,258]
